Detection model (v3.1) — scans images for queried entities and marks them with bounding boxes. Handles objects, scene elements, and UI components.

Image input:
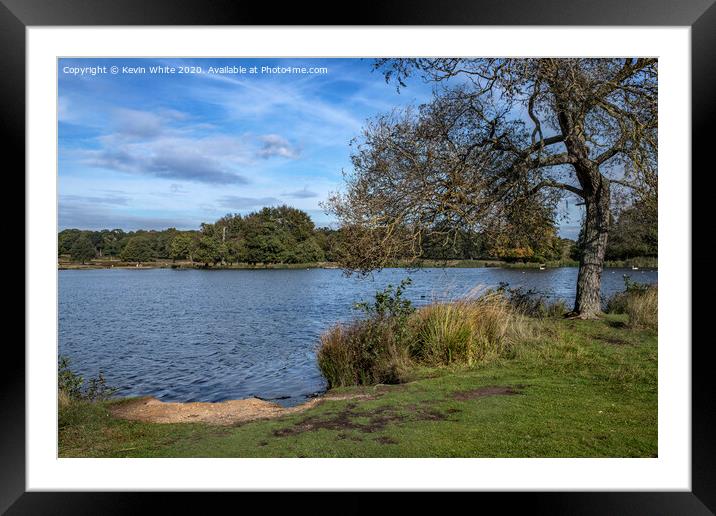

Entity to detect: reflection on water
[59,267,657,405]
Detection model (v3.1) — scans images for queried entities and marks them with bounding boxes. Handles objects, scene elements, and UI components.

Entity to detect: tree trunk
[574,179,611,317]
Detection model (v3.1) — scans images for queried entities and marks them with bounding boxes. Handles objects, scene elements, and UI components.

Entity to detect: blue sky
[58,58,581,238]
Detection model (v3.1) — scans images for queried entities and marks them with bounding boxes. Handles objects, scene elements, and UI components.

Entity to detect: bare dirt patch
[452,386,523,401]
[272,401,450,437]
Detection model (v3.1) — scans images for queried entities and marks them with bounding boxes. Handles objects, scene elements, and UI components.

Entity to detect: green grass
[59,316,657,458]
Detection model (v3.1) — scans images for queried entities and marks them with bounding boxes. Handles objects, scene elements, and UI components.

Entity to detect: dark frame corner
[5,0,713,513]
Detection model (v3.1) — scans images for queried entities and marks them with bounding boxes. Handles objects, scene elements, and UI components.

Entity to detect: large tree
[120,236,154,263]
[170,233,197,263]
[327,58,657,317]
[70,235,96,264]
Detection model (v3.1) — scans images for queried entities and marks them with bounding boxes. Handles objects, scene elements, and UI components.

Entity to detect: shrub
[354,278,415,322]
[318,280,415,388]
[85,371,116,402]
[58,356,117,403]
[58,356,84,400]
[605,276,657,330]
[317,318,411,387]
[495,282,567,318]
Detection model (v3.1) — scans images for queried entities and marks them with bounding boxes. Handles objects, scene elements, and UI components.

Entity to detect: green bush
[58,356,117,404]
[58,356,84,400]
[317,318,411,387]
[318,280,415,387]
[353,278,415,321]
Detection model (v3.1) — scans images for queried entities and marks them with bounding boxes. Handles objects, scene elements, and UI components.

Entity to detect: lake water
[59,267,657,406]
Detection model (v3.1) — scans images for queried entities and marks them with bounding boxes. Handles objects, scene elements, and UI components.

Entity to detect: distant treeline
[58,203,656,266]
[59,206,335,266]
[572,201,658,262]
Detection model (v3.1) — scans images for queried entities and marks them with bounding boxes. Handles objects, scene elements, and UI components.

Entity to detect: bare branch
[530,180,585,198]
[608,178,638,190]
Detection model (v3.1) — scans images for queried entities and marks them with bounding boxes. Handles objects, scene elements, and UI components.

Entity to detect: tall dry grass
[317,291,532,388]
[58,388,71,408]
[606,283,658,330]
[624,286,658,330]
[408,293,530,366]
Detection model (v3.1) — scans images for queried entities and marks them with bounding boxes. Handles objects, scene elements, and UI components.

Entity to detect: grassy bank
[58,258,516,270]
[59,312,657,458]
[604,256,658,269]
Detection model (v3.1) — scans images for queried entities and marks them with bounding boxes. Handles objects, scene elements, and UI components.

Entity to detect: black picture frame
[4,0,713,513]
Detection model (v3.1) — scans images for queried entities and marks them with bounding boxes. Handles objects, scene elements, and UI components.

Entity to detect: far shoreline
[58,257,658,271]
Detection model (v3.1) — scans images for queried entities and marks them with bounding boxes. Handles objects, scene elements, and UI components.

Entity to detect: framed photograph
[6,0,713,512]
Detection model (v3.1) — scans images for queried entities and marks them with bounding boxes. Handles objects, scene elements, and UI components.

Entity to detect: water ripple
[59,267,656,406]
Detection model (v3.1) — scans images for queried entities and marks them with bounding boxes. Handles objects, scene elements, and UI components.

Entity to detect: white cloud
[113,108,165,139]
[80,133,253,184]
[71,108,302,184]
[257,134,300,159]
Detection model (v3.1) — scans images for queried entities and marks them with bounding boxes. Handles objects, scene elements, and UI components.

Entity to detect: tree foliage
[120,236,154,263]
[327,58,658,316]
[58,203,605,267]
[605,201,658,260]
[69,235,96,264]
[169,233,197,262]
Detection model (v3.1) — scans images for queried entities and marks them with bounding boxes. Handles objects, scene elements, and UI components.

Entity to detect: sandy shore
[109,392,380,426]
